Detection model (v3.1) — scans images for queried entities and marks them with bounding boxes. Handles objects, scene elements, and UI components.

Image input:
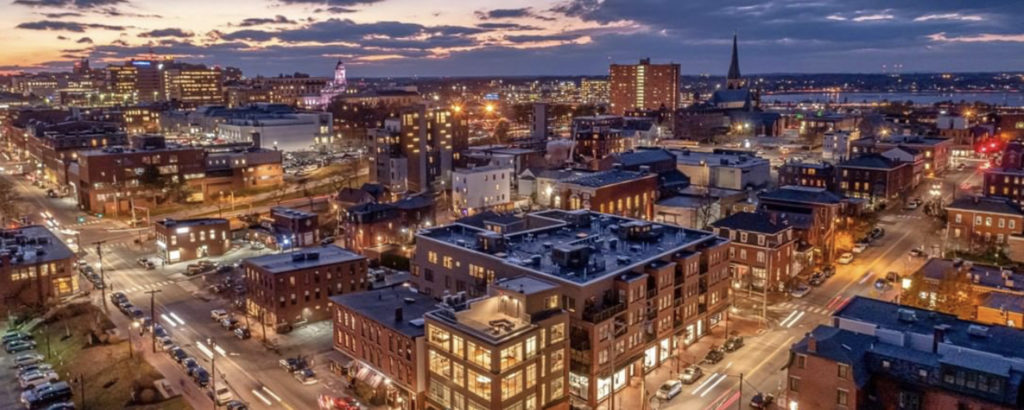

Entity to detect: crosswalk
[775,302,834,315]
[69,219,104,228]
[120,280,176,294]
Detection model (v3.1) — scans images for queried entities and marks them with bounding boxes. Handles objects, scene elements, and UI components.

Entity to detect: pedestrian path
[121,280,177,293]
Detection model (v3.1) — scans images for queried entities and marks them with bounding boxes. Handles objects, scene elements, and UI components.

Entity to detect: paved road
[652,165,982,410]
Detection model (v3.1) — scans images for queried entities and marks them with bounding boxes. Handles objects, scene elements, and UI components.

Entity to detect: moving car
[837,252,854,265]
[656,379,683,400]
[293,368,319,385]
[790,283,811,298]
[680,365,703,384]
[723,336,744,353]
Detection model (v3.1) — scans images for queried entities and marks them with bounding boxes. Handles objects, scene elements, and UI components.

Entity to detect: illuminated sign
[175,227,190,234]
[132,61,152,67]
[484,93,499,101]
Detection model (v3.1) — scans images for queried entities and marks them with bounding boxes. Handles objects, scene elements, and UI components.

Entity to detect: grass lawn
[34,303,191,410]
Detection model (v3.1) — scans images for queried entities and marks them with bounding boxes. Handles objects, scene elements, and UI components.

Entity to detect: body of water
[762,91,1023,107]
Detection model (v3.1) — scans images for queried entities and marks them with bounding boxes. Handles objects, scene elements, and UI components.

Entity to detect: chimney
[806,332,817,353]
[394,307,403,322]
[933,325,948,353]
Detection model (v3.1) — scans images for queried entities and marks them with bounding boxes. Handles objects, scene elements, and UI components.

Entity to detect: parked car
[169,347,187,363]
[837,252,854,265]
[18,364,54,379]
[44,401,75,410]
[220,317,239,330]
[870,227,885,240]
[680,365,703,384]
[193,368,210,387]
[750,393,774,408]
[703,347,725,364]
[234,327,251,340]
[118,302,135,315]
[182,357,199,376]
[210,384,234,405]
[809,272,826,286]
[6,339,37,354]
[852,243,868,254]
[19,370,58,390]
[153,325,169,339]
[225,400,248,410]
[20,381,72,409]
[210,309,228,322]
[293,368,319,385]
[874,278,891,290]
[885,271,901,283]
[157,337,174,352]
[822,265,836,278]
[110,292,128,306]
[904,201,919,210]
[12,352,45,368]
[129,308,145,322]
[3,331,32,345]
[656,379,683,400]
[790,284,811,298]
[909,247,927,258]
[723,336,745,353]
[279,358,304,372]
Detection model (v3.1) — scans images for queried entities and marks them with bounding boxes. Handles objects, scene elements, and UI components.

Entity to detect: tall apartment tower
[531,102,548,142]
[608,58,680,115]
[397,105,467,193]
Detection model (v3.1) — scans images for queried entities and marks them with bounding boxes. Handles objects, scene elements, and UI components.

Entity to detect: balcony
[582,301,626,323]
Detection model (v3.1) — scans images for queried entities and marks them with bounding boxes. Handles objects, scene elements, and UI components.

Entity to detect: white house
[451,164,513,216]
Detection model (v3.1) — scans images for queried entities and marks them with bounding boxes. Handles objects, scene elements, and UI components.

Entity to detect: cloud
[505,34,582,43]
[851,14,894,22]
[13,0,126,9]
[41,12,83,18]
[477,23,540,31]
[480,8,531,19]
[928,32,1024,43]
[220,18,483,44]
[138,28,193,38]
[914,13,984,22]
[237,15,298,27]
[314,6,356,13]
[56,35,69,40]
[76,36,93,43]
[825,15,846,21]
[16,20,126,32]
[277,0,382,5]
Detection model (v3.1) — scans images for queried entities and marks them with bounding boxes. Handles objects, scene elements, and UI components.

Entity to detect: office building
[154,218,230,263]
[72,144,206,214]
[412,210,731,409]
[608,58,679,115]
[243,245,368,329]
[788,297,1024,410]
[0,225,78,307]
[580,78,609,105]
[673,149,770,191]
[424,277,570,410]
[161,63,224,107]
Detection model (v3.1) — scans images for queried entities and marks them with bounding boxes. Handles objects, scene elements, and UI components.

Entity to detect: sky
[1,0,1022,77]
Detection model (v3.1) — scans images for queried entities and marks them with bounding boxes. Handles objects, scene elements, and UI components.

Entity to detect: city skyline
[1,0,1022,77]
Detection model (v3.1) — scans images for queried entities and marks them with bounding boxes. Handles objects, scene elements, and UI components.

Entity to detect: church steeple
[726,33,745,90]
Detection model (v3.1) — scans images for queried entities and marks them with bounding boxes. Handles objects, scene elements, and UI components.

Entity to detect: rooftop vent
[967,324,989,338]
[897,308,917,323]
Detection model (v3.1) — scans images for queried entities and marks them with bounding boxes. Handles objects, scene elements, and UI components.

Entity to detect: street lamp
[197,338,228,405]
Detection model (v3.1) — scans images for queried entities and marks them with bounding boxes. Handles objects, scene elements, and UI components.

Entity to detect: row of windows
[953,213,1018,230]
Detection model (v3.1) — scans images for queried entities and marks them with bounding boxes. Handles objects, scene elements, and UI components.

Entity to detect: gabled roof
[711,211,788,234]
[839,153,905,170]
[946,196,1023,216]
[759,185,841,205]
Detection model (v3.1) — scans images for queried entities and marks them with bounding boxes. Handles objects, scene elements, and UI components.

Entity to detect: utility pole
[738,373,743,410]
[146,289,162,352]
[79,373,85,409]
[94,240,107,311]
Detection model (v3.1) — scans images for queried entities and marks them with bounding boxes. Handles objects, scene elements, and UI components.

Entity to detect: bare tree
[694,188,717,229]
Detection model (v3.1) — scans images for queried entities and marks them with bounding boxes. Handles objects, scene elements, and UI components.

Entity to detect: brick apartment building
[788,297,1024,410]
[553,169,659,220]
[343,195,434,253]
[73,144,206,214]
[851,135,953,176]
[983,140,1024,205]
[330,288,436,409]
[202,147,285,197]
[758,186,842,265]
[412,210,731,408]
[269,206,319,248]
[837,154,913,208]
[946,196,1024,247]
[21,120,129,188]
[711,212,797,292]
[244,245,367,330]
[0,226,78,309]
[914,258,1024,329]
[777,162,835,192]
[423,277,570,410]
[154,218,230,263]
[608,58,680,115]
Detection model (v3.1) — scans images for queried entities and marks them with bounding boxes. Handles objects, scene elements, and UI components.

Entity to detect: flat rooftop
[0,225,75,267]
[418,209,720,286]
[244,245,364,274]
[919,258,1024,292]
[427,295,534,343]
[156,218,228,228]
[330,287,437,338]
